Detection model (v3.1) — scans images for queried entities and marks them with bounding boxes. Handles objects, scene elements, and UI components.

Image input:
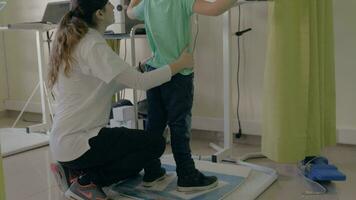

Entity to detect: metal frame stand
[129,24,145,129]
[208,3,278,198]
[0,25,55,134]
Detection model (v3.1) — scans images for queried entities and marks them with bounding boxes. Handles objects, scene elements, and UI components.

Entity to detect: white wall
[334,0,356,128]
[0,0,54,112]
[0,0,355,143]
[192,4,268,135]
[333,0,356,144]
[192,0,356,145]
[0,11,7,112]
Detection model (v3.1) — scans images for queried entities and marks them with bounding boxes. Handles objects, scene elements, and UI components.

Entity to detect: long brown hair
[48,0,108,88]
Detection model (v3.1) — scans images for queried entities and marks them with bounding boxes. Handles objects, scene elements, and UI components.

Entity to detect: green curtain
[262,0,336,163]
[0,148,5,200]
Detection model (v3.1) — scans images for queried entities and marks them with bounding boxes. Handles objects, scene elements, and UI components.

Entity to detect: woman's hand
[169,48,194,75]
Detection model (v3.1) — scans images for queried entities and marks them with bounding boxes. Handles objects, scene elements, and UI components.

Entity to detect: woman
[48,0,194,199]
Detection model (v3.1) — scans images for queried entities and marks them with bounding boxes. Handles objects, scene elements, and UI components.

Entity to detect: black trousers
[146,65,196,176]
[60,127,165,187]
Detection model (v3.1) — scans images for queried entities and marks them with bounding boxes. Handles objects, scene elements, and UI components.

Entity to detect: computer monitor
[42,1,70,24]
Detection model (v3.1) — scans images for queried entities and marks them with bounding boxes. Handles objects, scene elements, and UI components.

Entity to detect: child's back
[133,0,195,75]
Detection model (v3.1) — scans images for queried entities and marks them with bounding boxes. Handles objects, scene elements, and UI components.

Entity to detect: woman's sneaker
[50,162,80,192]
[65,180,108,200]
[177,169,218,192]
[142,167,166,187]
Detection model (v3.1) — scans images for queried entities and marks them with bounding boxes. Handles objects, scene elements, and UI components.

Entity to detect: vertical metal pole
[222,11,233,152]
[130,36,138,128]
[36,31,47,126]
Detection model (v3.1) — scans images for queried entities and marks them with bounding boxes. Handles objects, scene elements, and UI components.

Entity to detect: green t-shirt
[133,0,195,75]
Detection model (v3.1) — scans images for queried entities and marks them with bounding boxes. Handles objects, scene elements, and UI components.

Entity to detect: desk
[0,23,56,134]
[1,23,146,132]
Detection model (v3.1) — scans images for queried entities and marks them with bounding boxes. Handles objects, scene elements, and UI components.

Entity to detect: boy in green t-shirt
[128,0,238,192]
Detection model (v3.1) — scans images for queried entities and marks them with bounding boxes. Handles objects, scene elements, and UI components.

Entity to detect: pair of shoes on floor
[177,169,218,192]
[65,170,217,199]
[65,180,108,200]
[142,167,167,187]
[51,162,108,200]
[142,167,218,192]
[50,162,81,192]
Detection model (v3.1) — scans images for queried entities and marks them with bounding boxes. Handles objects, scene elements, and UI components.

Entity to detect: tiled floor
[1,113,355,200]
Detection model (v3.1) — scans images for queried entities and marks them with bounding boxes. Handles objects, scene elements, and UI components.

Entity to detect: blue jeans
[146,65,195,176]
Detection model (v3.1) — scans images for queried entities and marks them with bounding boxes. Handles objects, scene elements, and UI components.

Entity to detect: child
[128,0,238,192]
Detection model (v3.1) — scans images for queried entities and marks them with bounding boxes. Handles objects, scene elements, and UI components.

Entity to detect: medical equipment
[112,106,135,122]
[107,0,144,34]
[110,105,145,129]
[103,24,146,130]
[110,106,136,129]
[300,156,346,182]
[206,1,278,198]
[211,0,268,163]
[295,156,346,195]
[107,0,126,33]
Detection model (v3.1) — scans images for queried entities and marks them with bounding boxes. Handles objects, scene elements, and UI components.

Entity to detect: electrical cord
[235,5,243,138]
[234,5,253,138]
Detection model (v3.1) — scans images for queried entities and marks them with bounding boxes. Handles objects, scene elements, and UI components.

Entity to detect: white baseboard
[192,116,261,136]
[192,116,356,145]
[337,128,356,145]
[4,100,42,113]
